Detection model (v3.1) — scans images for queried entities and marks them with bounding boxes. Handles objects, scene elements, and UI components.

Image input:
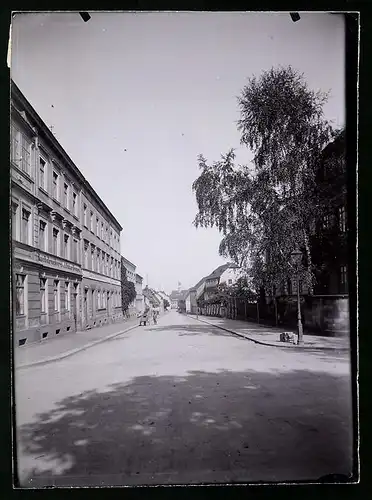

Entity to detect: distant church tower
[177,281,181,292]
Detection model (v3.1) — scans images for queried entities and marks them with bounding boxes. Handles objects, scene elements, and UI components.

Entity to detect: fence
[198,294,349,337]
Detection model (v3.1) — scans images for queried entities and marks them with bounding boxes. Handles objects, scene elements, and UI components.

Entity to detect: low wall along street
[199,295,350,337]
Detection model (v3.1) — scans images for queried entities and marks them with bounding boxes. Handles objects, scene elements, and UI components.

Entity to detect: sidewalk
[192,315,350,351]
[14,317,140,369]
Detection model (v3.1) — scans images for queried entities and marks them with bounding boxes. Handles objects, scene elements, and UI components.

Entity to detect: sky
[11,12,345,294]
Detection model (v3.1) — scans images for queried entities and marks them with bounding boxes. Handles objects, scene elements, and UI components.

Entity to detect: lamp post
[290,249,304,346]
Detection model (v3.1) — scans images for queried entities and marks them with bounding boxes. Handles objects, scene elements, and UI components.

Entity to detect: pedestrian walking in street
[152,306,159,325]
[139,305,150,326]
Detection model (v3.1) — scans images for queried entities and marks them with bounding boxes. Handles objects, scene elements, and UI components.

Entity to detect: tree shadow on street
[146,324,240,338]
[16,367,353,487]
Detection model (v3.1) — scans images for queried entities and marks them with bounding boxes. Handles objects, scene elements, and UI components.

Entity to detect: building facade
[11,82,123,346]
[121,256,137,317]
[80,191,123,330]
[135,273,144,313]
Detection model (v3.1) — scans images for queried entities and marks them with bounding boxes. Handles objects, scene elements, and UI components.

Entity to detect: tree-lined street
[16,311,353,487]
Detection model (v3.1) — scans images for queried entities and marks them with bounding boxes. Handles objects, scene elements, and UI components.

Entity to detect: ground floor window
[21,208,31,245]
[73,238,79,263]
[340,265,348,293]
[16,274,26,316]
[54,280,60,312]
[40,278,48,314]
[65,281,70,311]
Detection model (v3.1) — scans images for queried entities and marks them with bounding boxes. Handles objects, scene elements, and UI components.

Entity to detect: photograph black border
[0,4,368,499]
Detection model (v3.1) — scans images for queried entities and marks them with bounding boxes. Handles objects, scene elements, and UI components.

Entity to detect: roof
[206,263,239,280]
[143,287,161,305]
[193,276,207,290]
[121,256,136,269]
[11,80,123,232]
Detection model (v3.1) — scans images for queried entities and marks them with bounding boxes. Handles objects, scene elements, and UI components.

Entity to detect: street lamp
[290,248,304,345]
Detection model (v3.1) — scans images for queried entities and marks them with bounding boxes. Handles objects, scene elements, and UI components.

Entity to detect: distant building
[11,81,123,346]
[135,274,144,313]
[121,256,137,317]
[197,263,240,304]
[185,276,209,314]
[143,286,162,309]
[157,291,171,310]
[169,289,188,309]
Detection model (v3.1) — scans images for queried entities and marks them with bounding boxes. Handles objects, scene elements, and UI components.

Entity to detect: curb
[16,324,140,370]
[189,315,349,352]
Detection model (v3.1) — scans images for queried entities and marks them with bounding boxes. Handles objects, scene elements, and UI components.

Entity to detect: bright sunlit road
[15,311,353,486]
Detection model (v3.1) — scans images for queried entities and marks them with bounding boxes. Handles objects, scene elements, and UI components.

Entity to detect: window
[84,242,89,268]
[39,157,46,190]
[287,279,293,295]
[63,234,70,260]
[83,204,87,227]
[11,124,21,163]
[101,222,104,240]
[39,220,47,251]
[90,211,94,232]
[340,265,348,293]
[73,238,78,263]
[64,183,69,209]
[323,214,332,229]
[65,282,70,311]
[12,202,19,240]
[96,217,99,236]
[72,192,77,216]
[21,135,32,175]
[91,247,95,272]
[40,278,47,314]
[52,171,59,200]
[21,208,30,245]
[339,206,346,233]
[54,280,60,311]
[52,228,59,256]
[228,279,233,285]
[15,274,25,316]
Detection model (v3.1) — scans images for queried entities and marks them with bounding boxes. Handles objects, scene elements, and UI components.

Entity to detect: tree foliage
[193,66,340,295]
[121,261,136,313]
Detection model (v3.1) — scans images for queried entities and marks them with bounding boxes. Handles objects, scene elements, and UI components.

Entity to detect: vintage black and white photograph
[10,11,356,487]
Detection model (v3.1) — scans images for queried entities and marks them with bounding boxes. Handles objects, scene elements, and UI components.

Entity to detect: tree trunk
[256,301,260,324]
[303,228,313,295]
[274,296,278,326]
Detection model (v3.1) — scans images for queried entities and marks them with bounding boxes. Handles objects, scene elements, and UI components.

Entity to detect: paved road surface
[15,311,353,486]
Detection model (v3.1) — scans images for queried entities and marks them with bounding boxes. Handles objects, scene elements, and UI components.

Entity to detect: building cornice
[11,80,123,233]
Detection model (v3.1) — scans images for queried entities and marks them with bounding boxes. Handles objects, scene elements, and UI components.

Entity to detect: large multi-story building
[11,81,123,346]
